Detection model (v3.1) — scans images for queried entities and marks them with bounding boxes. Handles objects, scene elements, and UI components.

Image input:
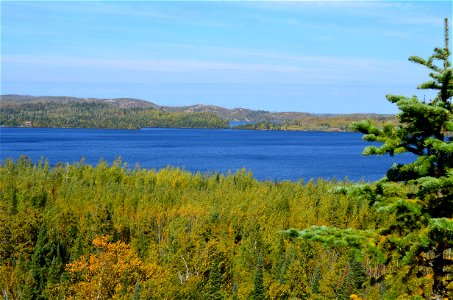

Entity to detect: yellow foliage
[3,159,442,299]
[268,281,290,299]
[66,235,160,299]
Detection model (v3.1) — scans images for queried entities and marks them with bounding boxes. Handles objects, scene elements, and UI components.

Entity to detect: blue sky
[1,1,451,113]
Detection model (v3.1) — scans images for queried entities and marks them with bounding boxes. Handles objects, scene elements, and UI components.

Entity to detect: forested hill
[0,95,228,129]
[0,95,160,109]
[0,95,396,130]
[162,104,396,129]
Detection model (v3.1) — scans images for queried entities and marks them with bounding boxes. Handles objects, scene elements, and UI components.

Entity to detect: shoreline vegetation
[0,94,396,131]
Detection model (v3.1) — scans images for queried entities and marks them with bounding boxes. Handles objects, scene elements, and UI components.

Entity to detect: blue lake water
[0,127,414,182]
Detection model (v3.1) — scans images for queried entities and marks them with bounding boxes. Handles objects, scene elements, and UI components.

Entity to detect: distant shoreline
[0,94,397,131]
[0,125,356,133]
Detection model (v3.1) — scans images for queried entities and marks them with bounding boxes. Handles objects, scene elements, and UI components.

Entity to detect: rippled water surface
[0,127,414,181]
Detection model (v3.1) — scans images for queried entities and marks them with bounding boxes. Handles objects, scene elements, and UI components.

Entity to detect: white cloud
[2,55,304,73]
[2,51,420,88]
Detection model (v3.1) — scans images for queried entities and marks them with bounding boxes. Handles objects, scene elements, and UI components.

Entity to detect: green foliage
[1,21,451,298]
[0,158,380,299]
[251,253,266,300]
[236,114,397,132]
[0,98,228,129]
[286,226,378,251]
[286,18,453,299]
[132,281,141,300]
[29,224,66,299]
[206,257,223,300]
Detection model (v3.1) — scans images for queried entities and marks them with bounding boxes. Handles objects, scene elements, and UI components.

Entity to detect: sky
[1,1,451,113]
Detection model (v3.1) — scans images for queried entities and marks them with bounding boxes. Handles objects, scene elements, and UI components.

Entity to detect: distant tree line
[0,101,228,129]
[236,114,397,132]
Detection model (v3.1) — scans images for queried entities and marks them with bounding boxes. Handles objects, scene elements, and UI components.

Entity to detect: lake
[0,127,414,182]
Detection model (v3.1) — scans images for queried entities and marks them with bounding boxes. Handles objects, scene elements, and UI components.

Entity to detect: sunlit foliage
[0,99,228,129]
[236,114,397,132]
[0,157,384,299]
[287,18,452,299]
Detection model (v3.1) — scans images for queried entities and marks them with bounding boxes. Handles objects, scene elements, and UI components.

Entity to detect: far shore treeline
[0,94,396,131]
[0,95,228,130]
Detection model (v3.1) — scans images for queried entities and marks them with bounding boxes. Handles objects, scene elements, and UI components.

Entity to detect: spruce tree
[286,18,452,299]
[29,224,66,299]
[132,281,141,300]
[251,253,266,300]
[205,259,223,300]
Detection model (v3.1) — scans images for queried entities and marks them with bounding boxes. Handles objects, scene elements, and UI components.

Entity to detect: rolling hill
[0,95,397,130]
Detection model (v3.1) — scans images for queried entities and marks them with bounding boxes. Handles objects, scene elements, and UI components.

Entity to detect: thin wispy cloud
[238,1,419,12]
[383,15,446,26]
[1,1,449,113]
[3,55,304,73]
[3,52,420,88]
[4,1,231,28]
[116,42,409,71]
